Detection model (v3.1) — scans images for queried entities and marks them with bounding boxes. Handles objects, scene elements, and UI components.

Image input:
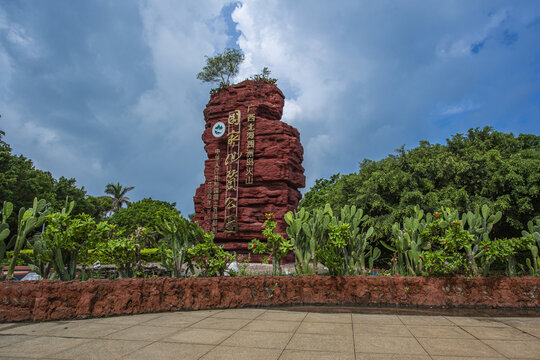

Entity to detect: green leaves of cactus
[2,201,13,222]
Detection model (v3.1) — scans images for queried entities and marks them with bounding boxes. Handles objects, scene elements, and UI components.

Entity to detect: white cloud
[230,0,540,192]
[441,100,482,116]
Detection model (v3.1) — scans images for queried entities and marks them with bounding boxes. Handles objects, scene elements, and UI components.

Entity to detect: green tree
[196,48,245,87]
[109,198,181,246]
[300,127,540,243]
[104,182,135,214]
[0,130,103,234]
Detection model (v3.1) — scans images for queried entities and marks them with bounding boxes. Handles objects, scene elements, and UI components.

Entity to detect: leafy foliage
[104,182,134,214]
[156,216,204,277]
[300,127,540,244]
[0,131,109,237]
[196,48,245,88]
[249,67,277,84]
[249,213,294,275]
[109,198,181,246]
[186,233,233,277]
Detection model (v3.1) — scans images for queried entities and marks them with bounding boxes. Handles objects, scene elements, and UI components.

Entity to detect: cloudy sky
[1,1,539,214]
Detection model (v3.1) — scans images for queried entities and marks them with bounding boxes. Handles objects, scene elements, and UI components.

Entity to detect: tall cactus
[340,205,376,275]
[383,206,431,276]
[6,198,51,280]
[522,219,540,276]
[1,201,14,280]
[157,216,202,277]
[284,207,313,275]
[462,204,502,276]
[301,204,333,272]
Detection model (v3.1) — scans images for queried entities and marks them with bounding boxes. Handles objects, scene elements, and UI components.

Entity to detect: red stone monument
[193,80,305,253]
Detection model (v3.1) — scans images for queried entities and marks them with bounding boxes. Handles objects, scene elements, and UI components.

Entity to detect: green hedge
[3,248,164,266]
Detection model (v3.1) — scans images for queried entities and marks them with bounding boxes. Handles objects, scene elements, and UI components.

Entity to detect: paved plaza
[1,308,539,359]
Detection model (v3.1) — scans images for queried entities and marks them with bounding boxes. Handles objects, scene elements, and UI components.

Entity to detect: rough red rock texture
[193,80,305,251]
[1,276,539,322]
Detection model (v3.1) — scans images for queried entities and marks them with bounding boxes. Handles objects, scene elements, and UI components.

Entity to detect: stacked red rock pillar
[193,80,305,255]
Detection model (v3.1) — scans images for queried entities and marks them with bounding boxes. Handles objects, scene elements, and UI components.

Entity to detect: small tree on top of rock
[196,48,245,88]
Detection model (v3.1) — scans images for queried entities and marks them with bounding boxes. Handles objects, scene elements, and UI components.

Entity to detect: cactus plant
[284,207,314,275]
[6,198,51,280]
[383,206,431,276]
[1,201,14,280]
[461,204,503,275]
[157,216,203,277]
[522,219,540,276]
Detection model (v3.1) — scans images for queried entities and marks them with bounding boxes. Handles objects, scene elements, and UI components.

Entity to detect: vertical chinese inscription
[212,148,220,233]
[245,105,256,185]
[223,110,241,233]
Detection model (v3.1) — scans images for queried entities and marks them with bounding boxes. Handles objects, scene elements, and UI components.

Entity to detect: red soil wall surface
[1,275,539,322]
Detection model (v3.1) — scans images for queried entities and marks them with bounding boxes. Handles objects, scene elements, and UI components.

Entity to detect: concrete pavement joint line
[498,318,540,341]
[349,313,357,360]
[194,308,269,359]
[276,310,308,359]
[398,314,434,360]
[443,315,510,359]
[116,310,225,359]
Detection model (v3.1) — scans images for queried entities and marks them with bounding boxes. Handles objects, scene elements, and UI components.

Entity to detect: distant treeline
[300,127,540,242]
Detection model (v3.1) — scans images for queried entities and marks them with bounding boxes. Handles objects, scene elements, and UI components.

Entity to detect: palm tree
[104,182,135,214]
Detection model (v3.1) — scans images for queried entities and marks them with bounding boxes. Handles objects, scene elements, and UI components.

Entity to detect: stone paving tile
[417,338,504,358]
[243,319,301,333]
[431,357,510,360]
[51,338,151,359]
[222,330,293,349]
[399,315,454,326]
[164,327,235,344]
[462,325,538,340]
[286,333,355,353]
[354,324,413,337]
[92,313,163,325]
[0,336,89,358]
[257,310,307,322]
[303,313,352,323]
[352,314,402,325]
[483,339,540,359]
[140,317,200,328]
[356,354,431,360]
[297,321,353,335]
[495,317,540,338]
[0,358,56,360]
[0,334,34,347]
[355,335,428,355]
[212,309,265,319]
[126,342,213,360]
[189,317,251,330]
[107,324,180,341]
[45,322,129,338]
[0,323,14,331]
[407,325,474,339]
[141,312,215,328]
[446,316,509,327]
[510,325,540,338]
[0,321,70,336]
[280,349,355,360]
[200,345,281,360]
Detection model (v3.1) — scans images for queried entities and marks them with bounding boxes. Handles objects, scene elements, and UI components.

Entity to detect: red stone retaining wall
[1,275,539,322]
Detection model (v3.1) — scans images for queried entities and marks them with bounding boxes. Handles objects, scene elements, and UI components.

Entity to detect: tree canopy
[300,127,540,242]
[109,198,181,245]
[104,182,135,214]
[0,131,110,227]
[196,48,244,87]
